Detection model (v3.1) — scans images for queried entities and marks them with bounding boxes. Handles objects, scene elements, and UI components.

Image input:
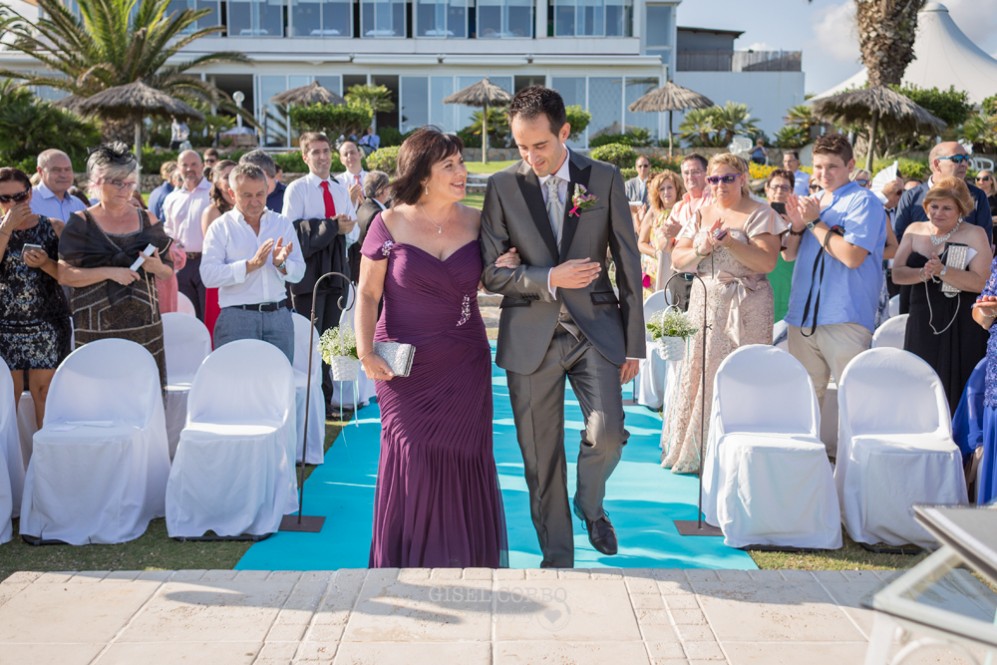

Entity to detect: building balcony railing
[676,49,802,73]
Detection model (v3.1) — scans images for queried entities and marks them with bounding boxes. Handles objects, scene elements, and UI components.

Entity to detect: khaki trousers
[787,322,872,405]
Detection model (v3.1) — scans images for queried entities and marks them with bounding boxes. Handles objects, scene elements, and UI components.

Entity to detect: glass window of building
[429,77,456,128]
[555,0,631,37]
[361,0,407,37]
[417,0,467,38]
[645,3,673,60]
[605,0,630,37]
[227,0,284,37]
[624,76,659,137]
[588,77,623,139]
[166,0,220,32]
[400,77,430,133]
[316,76,344,96]
[477,0,532,39]
[289,0,351,36]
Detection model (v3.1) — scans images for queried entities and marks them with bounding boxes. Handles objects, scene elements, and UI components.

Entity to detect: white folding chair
[291,313,325,465]
[176,292,196,317]
[836,348,967,548]
[0,358,18,541]
[702,345,841,549]
[637,289,670,410]
[887,294,901,319]
[20,339,170,544]
[162,313,212,459]
[165,339,298,538]
[872,313,908,349]
[771,319,789,351]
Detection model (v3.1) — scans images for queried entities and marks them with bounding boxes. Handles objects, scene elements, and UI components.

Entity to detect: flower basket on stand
[318,326,359,381]
[646,307,697,362]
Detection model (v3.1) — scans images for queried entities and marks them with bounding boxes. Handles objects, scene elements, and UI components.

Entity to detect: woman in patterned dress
[636,170,684,295]
[0,167,72,427]
[58,144,174,386]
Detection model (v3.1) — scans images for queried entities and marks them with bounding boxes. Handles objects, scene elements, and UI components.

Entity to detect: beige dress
[660,205,787,473]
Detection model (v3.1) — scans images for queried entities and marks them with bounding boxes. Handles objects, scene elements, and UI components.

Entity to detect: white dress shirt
[200,208,306,308]
[338,169,367,190]
[31,183,87,223]
[282,173,360,248]
[162,177,212,252]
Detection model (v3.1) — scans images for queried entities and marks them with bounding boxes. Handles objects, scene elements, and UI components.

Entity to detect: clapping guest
[0,167,72,427]
[338,141,367,206]
[58,143,174,386]
[661,154,787,473]
[976,170,997,226]
[637,170,683,294]
[892,176,992,412]
[200,164,304,361]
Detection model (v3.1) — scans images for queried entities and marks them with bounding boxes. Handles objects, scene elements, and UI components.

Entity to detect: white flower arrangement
[646,308,698,342]
[318,326,358,363]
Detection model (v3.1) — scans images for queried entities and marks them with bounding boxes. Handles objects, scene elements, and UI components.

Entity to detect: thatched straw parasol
[271,81,345,107]
[443,78,513,163]
[810,85,947,170]
[628,81,714,159]
[66,81,204,167]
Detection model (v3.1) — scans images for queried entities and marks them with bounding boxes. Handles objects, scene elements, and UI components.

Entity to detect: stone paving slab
[0,569,991,664]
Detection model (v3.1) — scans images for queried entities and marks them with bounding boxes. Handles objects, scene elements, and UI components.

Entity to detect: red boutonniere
[569,184,597,217]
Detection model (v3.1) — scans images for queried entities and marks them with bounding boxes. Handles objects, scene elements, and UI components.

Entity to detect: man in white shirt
[338,140,367,206]
[31,149,86,227]
[783,150,811,197]
[284,131,359,410]
[163,149,213,320]
[201,163,305,362]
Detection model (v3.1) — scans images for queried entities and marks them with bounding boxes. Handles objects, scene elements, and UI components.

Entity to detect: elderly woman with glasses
[58,143,174,386]
[0,167,72,428]
[660,153,787,474]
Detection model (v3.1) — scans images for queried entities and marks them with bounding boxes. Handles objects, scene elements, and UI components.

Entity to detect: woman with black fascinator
[58,142,174,386]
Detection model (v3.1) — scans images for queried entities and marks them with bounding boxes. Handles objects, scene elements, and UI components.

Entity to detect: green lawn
[464,191,484,210]
[465,160,517,175]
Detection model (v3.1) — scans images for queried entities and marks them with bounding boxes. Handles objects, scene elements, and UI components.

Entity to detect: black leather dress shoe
[573,502,619,556]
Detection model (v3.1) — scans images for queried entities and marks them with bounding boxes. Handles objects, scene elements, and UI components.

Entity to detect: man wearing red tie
[338,140,367,207]
[283,132,358,414]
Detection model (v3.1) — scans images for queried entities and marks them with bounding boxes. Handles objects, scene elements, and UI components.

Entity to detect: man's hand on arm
[549,258,601,289]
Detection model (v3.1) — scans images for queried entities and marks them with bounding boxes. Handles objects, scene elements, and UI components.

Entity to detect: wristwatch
[277,261,287,272]
[805,219,818,233]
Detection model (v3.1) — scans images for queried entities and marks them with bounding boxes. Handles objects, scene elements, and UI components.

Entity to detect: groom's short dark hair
[508,86,567,135]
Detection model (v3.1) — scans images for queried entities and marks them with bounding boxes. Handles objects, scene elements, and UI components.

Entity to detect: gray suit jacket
[480,151,646,375]
[624,176,648,205]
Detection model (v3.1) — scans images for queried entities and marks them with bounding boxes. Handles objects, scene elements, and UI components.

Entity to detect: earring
[424,185,429,196]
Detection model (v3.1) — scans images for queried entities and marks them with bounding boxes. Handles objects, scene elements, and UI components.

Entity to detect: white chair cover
[330,287,376,409]
[20,339,170,545]
[872,313,908,349]
[702,345,841,548]
[771,319,789,352]
[888,294,901,319]
[166,339,298,538]
[162,313,212,459]
[0,359,18,540]
[176,292,196,317]
[637,290,671,410]
[836,348,968,548]
[16,392,37,468]
[291,313,325,465]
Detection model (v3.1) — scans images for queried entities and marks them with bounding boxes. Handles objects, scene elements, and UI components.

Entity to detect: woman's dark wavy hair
[390,127,463,205]
[0,167,31,190]
[209,159,238,212]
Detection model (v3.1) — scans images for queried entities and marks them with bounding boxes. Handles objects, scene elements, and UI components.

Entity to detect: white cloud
[813,1,859,63]
[745,41,772,51]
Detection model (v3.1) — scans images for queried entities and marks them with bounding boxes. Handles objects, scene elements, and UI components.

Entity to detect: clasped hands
[330,214,356,235]
[920,253,944,281]
[783,194,821,234]
[248,236,293,272]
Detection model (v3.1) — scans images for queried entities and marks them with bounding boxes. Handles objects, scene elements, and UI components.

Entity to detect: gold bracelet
[358,350,374,362]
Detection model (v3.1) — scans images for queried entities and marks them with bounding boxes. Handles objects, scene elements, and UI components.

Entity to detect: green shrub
[565,105,591,141]
[590,143,638,169]
[874,157,929,182]
[366,146,400,175]
[139,148,179,175]
[378,126,406,147]
[290,103,372,140]
[270,151,312,174]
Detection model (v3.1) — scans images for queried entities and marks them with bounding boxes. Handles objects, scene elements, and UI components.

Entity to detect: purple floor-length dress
[362,214,508,568]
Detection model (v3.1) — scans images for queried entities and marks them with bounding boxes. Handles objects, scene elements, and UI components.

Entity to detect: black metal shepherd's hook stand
[280,270,354,533]
[662,271,722,537]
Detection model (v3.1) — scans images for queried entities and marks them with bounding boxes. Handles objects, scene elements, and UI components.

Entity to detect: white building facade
[4,0,804,149]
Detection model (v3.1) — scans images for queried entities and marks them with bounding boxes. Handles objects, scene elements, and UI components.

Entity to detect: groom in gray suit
[481,86,645,568]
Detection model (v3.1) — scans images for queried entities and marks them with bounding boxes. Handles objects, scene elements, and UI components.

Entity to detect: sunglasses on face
[938,154,970,164]
[706,174,740,185]
[0,188,30,204]
[977,176,992,182]
[809,184,821,192]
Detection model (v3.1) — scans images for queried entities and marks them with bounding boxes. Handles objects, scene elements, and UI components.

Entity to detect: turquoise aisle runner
[236,348,756,570]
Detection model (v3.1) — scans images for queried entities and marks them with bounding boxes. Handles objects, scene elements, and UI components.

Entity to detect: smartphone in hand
[714,228,728,241]
[770,201,787,215]
[22,243,44,254]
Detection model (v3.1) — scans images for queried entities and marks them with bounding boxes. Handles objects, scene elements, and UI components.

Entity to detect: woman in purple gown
[356,128,509,567]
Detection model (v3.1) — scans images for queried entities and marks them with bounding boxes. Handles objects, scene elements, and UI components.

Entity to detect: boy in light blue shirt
[782,134,887,404]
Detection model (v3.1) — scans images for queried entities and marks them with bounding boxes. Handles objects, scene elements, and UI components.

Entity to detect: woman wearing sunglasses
[0,167,73,429]
[659,154,787,474]
[58,143,174,387]
[977,170,997,227]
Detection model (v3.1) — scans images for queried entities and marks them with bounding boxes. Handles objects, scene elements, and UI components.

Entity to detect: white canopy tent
[813,3,997,105]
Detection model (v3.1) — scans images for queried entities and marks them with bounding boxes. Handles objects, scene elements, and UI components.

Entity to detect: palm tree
[854,0,926,87]
[0,0,246,111]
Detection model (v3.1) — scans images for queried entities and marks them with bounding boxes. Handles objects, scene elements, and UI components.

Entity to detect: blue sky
[676,0,997,96]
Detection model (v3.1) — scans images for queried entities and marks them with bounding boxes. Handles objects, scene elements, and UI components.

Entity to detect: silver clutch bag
[373,341,415,377]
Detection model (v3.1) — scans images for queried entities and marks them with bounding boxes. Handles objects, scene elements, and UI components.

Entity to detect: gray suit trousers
[506,328,628,568]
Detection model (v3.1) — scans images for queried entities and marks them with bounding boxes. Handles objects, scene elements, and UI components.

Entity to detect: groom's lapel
[559,153,591,262]
[515,162,559,259]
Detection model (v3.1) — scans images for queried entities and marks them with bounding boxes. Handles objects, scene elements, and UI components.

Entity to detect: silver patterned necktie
[545,176,563,244]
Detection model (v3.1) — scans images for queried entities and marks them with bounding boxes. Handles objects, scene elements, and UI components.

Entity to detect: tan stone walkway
[0,568,991,664]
